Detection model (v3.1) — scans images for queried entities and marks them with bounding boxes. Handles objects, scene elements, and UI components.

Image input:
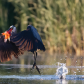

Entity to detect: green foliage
[0,0,84,54]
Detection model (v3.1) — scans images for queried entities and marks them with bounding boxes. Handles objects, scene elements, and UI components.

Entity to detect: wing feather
[15,38,25,46]
[24,40,33,51]
[11,26,45,52]
[19,39,27,49]
[0,36,23,62]
[11,29,34,52]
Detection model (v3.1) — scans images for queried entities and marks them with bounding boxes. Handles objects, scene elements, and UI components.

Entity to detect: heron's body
[0,25,45,74]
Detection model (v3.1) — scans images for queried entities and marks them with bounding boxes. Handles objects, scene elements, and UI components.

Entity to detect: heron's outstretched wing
[11,26,45,52]
[11,29,34,52]
[0,35,23,62]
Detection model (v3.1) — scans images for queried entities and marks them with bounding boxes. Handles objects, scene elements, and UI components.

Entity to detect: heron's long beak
[7,28,13,32]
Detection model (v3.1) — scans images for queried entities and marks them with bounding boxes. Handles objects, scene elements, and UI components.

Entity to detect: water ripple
[0,64,84,69]
[0,75,84,80]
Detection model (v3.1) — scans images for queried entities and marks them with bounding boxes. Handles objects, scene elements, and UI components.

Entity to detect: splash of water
[56,62,68,79]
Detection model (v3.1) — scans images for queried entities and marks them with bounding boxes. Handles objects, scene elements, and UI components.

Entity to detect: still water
[0,52,84,84]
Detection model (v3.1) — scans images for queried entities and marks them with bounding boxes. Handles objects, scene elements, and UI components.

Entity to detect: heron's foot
[31,62,41,74]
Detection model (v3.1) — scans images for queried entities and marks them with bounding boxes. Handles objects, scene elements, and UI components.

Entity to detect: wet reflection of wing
[11,29,34,52]
[0,35,23,62]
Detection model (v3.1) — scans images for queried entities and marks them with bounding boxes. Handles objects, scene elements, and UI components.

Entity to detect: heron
[0,25,45,74]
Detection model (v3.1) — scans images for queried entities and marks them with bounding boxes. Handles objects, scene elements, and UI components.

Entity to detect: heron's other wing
[0,41,23,62]
[10,29,34,52]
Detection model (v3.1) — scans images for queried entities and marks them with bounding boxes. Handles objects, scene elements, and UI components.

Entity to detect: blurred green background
[0,0,84,56]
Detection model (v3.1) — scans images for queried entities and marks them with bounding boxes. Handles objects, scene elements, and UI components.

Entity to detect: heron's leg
[31,51,40,74]
[32,51,37,68]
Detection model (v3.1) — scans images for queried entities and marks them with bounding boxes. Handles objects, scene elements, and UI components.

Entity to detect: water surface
[0,53,84,84]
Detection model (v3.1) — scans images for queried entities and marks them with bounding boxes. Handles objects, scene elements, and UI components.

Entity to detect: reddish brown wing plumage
[11,29,34,52]
[0,35,23,62]
[11,27,45,52]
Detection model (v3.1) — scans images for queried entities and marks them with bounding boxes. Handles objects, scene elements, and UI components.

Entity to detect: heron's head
[8,25,16,32]
[8,25,17,35]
